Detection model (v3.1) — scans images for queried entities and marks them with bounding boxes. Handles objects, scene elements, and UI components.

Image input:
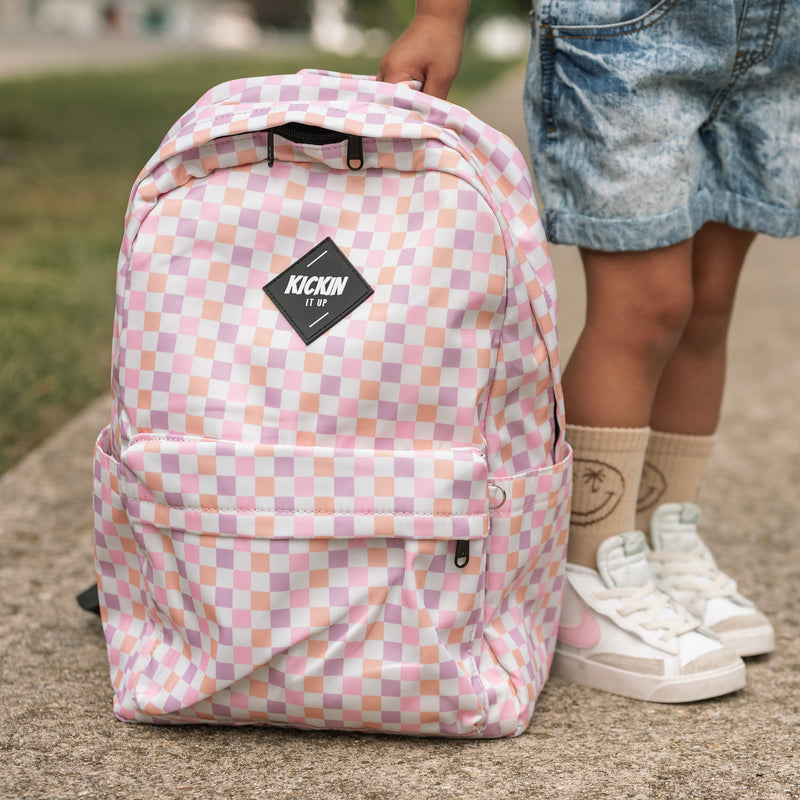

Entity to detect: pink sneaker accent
[558,608,602,649]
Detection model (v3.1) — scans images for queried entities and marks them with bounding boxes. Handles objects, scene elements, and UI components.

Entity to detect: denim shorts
[524,0,800,250]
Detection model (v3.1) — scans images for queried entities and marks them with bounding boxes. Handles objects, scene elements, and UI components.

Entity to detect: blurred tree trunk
[250,0,310,29]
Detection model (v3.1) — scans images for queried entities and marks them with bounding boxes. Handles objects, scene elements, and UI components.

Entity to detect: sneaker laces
[596,580,699,641]
[648,548,738,601]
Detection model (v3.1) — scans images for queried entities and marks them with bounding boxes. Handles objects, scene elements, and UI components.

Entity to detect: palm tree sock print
[635,430,716,538]
[565,425,650,569]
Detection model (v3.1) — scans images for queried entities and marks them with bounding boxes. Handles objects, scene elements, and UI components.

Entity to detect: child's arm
[378,1,470,99]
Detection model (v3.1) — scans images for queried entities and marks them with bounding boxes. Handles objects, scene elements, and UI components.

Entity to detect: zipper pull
[267,128,275,168]
[454,540,470,569]
[347,135,364,171]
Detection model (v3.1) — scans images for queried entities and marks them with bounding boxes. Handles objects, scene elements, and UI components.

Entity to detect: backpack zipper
[454,540,471,569]
[267,123,363,170]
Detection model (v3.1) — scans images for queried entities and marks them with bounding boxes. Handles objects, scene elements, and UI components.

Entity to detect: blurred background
[0,0,531,60]
[0,0,531,475]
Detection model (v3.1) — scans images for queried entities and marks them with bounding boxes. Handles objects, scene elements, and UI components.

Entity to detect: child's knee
[650,283,694,335]
[691,276,739,322]
[619,282,694,359]
[581,242,694,360]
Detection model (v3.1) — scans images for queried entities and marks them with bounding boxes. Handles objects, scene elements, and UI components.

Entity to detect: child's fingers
[377,15,463,100]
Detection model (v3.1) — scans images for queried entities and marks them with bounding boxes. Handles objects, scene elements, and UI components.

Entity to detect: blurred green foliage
[254,0,532,35]
[351,0,531,34]
[0,50,519,474]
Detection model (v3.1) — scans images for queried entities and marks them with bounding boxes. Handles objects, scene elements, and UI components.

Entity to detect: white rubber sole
[550,651,747,703]
[716,625,775,659]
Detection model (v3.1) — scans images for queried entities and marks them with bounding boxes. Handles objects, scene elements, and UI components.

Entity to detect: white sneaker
[646,502,775,658]
[552,531,746,702]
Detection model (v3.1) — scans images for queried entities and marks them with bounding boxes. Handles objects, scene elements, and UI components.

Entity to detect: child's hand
[378,5,469,100]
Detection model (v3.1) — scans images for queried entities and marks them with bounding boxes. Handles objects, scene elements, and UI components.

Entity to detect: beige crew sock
[566,424,650,569]
[635,430,716,536]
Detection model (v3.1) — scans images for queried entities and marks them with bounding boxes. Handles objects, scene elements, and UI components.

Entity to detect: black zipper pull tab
[347,135,364,171]
[454,540,470,569]
[267,128,275,167]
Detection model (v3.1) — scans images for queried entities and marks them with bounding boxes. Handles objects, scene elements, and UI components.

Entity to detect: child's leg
[632,224,773,657]
[649,222,756,436]
[563,240,694,568]
[636,223,755,525]
[555,236,749,701]
[555,238,747,698]
[564,240,694,428]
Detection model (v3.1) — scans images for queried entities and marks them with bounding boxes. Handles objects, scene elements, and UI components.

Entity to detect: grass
[0,48,520,474]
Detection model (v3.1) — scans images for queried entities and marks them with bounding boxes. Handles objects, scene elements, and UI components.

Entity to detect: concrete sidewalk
[0,32,300,81]
[0,35,200,79]
[1,63,799,800]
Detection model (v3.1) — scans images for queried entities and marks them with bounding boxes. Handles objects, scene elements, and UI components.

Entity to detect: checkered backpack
[92,70,572,737]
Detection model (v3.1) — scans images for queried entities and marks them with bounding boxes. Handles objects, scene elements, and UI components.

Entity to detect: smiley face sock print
[635,430,715,536]
[565,425,651,569]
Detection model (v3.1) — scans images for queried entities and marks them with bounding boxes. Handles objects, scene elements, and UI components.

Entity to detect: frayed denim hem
[542,190,800,252]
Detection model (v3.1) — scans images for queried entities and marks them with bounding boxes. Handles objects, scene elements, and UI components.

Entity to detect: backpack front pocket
[112,435,492,734]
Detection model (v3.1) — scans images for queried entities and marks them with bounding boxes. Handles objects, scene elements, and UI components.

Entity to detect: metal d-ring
[488,482,507,511]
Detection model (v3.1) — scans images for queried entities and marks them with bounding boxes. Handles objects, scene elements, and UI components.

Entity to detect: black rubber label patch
[263,238,373,344]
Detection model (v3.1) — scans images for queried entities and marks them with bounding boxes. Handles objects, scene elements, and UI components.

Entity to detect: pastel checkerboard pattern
[93,70,572,737]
